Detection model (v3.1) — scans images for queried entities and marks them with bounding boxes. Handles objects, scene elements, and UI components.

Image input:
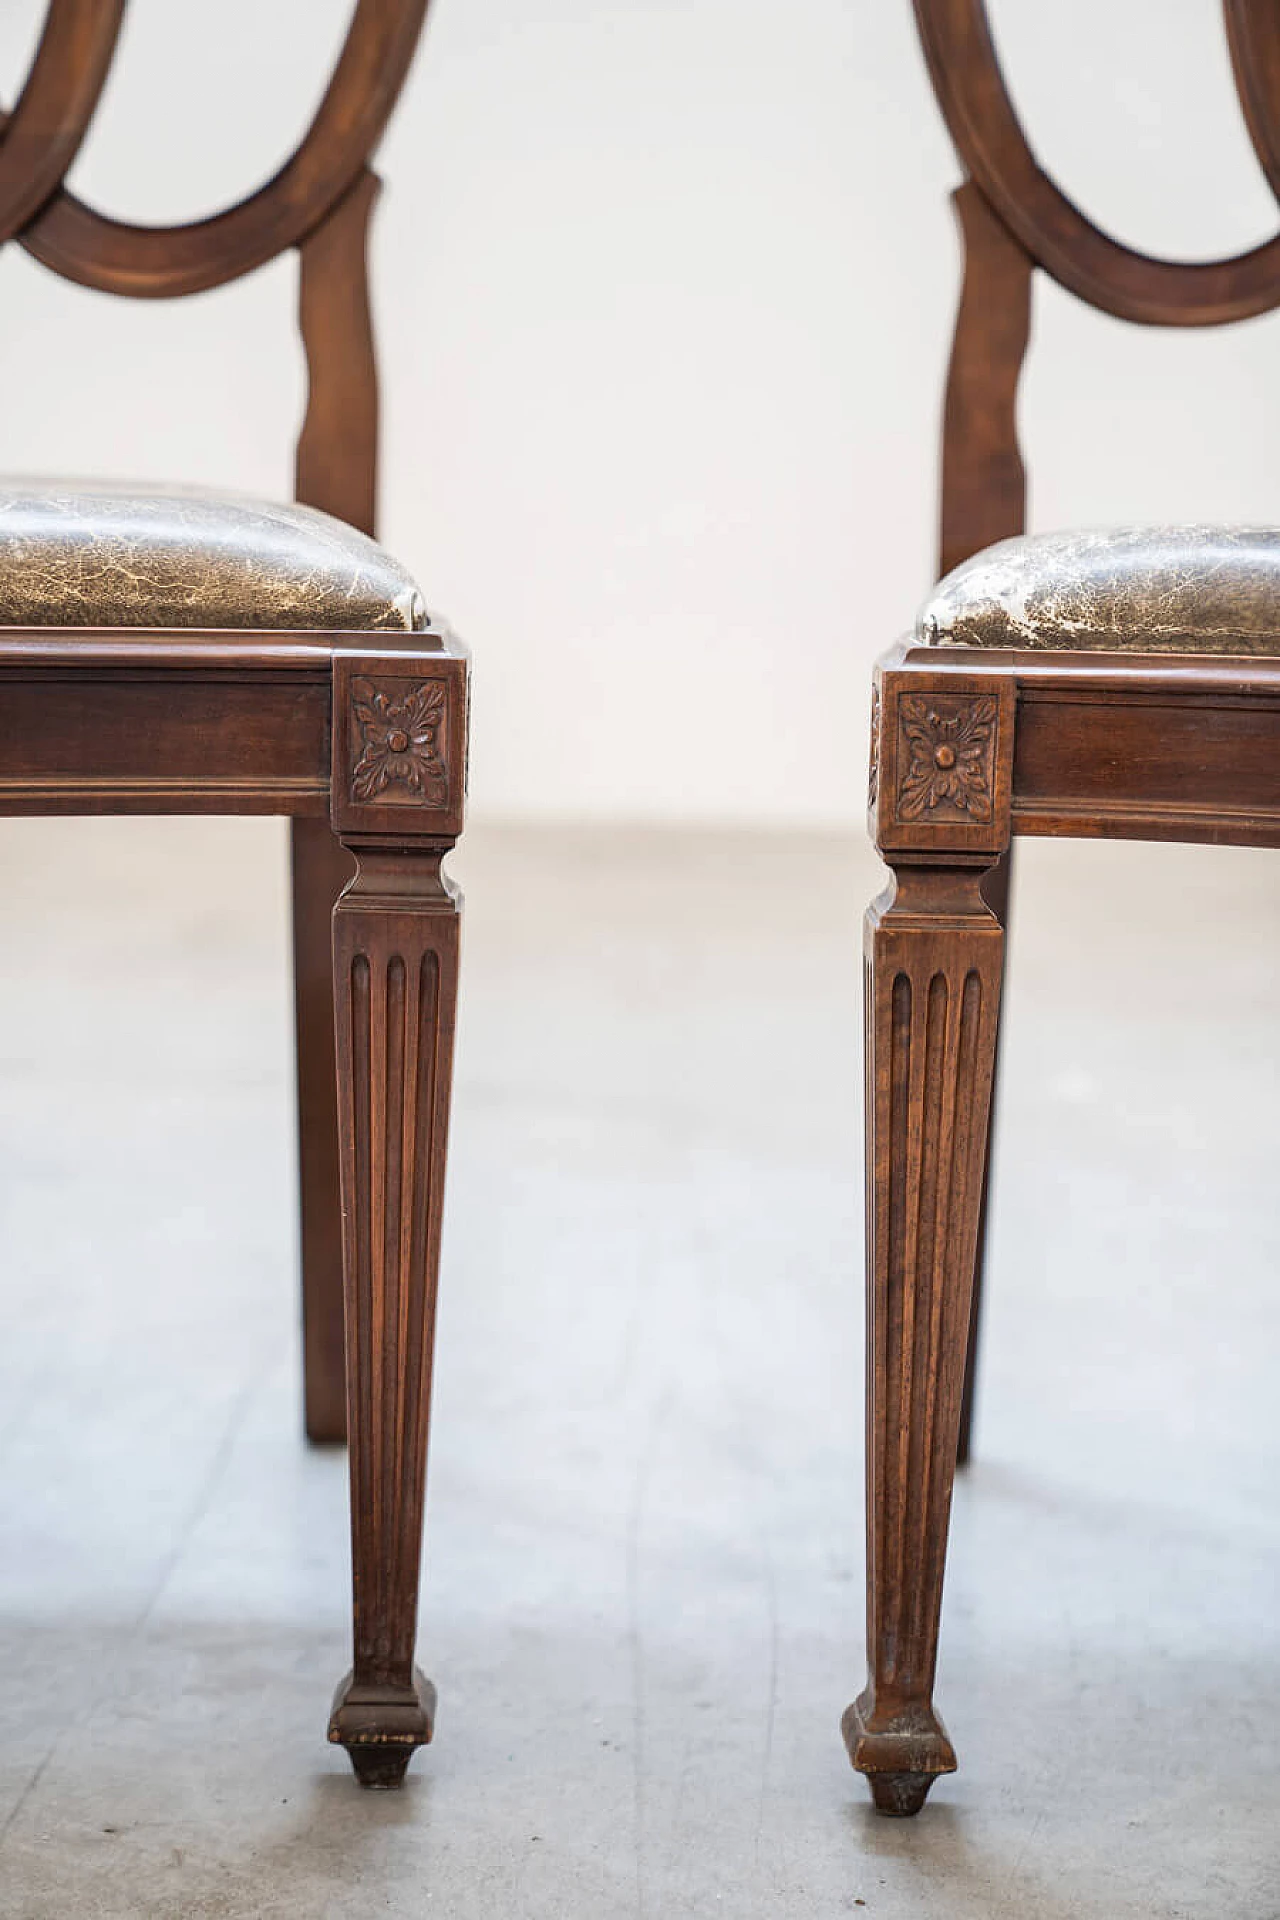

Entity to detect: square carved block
[331,647,468,839]
[871,668,1014,857]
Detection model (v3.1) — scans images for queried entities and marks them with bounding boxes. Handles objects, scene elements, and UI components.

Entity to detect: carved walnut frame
[848,0,1280,1819]
[0,2,465,1789]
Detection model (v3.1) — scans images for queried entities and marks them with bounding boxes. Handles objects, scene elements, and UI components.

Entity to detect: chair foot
[328,1668,436,1788]
[866,1771,939,1817]
[346,1746,415,1791]
[842,1695,956,1817]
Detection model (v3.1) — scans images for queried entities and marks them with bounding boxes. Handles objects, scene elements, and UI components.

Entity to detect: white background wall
[0,1,1278,825]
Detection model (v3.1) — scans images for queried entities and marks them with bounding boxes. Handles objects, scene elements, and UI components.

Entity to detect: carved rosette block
[350,677,448,804]
[327,644,467,1785]
[871,668,1014,860]
[897,693,996,822]
[851,666,1013,1814]
[331,648,466,843]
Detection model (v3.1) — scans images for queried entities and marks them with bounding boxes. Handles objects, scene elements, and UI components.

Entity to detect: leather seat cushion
[0,481,426,631]
[918,526,1280,655]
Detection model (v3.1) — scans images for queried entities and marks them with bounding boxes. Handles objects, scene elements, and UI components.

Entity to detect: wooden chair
[845,0,1280,1815]
[0,2,463,1787]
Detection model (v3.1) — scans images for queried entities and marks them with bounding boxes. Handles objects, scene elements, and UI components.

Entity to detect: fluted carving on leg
[328,846,459,1788]
[845,863,1003,1815]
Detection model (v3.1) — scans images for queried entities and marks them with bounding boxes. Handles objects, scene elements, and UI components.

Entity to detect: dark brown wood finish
[938,177,1032,1461]
[915,0,1280,325]
[852,642,1280,1814]
[293,163,384,1444]
[0,2,464,1788]
[293,817,355,1444]
[325,651,464,1785]
[849,0,1280,1813]
[845,669,1012,1816]
[938,181,1031,582]
[930,0,1280,1465]
[16,1,429,297]
[297,168,382,537]
[0,0,123,243]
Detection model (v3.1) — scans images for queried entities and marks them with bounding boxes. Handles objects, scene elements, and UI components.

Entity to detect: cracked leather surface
[0,481,427,630]
[918,526,1280,655]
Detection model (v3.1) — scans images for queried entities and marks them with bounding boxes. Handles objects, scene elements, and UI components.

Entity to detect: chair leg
[956,843,1015,1466]
[291,818,355,1444]
[844,859,1004,1815]
[327,841,460,1788]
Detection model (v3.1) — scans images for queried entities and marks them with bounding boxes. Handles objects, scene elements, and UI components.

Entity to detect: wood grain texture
[938,181,1031,582]
[0,5,463,1782]
[913,0,1280,325]
[324,639,467,1784]
[851,667,1011,1813]
[297,170,381,540]
[937,175,1030,1468]
[0,667,330,813]
[0,0,123,246]
[862,0,1280,1814]
[327,845,460,1787]
[15,0,430,297]
[957,838,1009,1466]
[331,653,467,842]
[916,0,1280,1470]
[1225,0,1280,202]
[855,636,1280,1811]
[293,818,356,1443]
[0,0,433,1451]
[891,641,1280,849]
[844,858,1005,1816]
[292,168,385,1445]
[871,668,1015,860]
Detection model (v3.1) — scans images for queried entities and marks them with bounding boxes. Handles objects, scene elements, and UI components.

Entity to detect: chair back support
[916,0,1280,574]
[0,0,430,537]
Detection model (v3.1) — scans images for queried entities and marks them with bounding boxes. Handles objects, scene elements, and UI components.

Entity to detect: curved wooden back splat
[20,0,429,298]
[919,0,1280,582]
[1225,0,1280,202]
[0,0,124,247]
[0,1,431,539]
[914,0,1280,326]
[296,170,381,536]
[939,182,1032,576]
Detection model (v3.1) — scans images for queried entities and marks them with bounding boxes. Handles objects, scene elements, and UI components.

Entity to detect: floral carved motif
[350,677,449,807]
[896,694,996,822]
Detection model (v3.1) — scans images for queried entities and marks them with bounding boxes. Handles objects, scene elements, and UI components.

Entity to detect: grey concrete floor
[0,818,1277,1918]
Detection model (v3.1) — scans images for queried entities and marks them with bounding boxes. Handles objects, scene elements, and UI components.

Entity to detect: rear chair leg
[956,842,1015,1466]
[291,818,355,1445]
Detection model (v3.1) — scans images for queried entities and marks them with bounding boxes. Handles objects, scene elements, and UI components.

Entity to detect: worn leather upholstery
[918,527,1280,656]
[0,482,427,631]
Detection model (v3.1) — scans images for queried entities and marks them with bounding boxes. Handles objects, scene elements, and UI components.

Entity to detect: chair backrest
[1,0,430,538]
[916,0,1280,576]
